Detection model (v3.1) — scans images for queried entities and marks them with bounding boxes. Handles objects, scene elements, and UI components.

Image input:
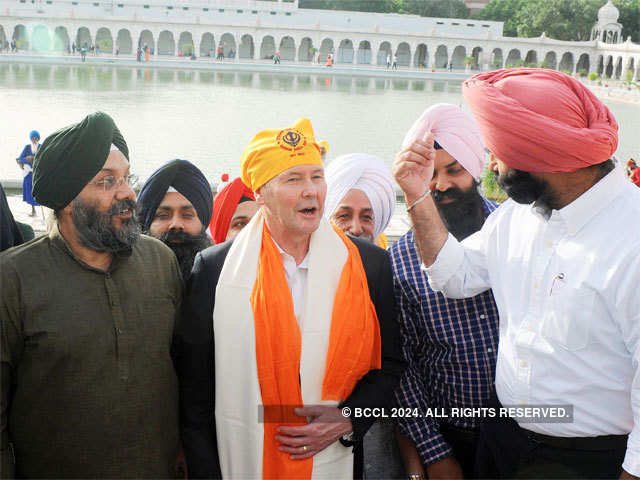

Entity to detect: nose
[115,181,136,202]
[434,174,453,193]
[348,217,363,237]
[169,215,184,231]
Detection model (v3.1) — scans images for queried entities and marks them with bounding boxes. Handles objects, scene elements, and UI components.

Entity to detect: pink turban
[402,103,486,179]
[462,68,618,173]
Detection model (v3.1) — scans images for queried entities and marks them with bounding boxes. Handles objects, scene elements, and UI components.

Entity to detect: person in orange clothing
[326,53,333,67]
[178,118,405,480]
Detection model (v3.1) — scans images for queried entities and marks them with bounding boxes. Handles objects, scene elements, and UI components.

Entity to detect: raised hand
[392,131,435,204]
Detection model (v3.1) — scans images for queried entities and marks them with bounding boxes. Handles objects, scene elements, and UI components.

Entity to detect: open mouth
[116,207,132,218]
[298,207,318,217]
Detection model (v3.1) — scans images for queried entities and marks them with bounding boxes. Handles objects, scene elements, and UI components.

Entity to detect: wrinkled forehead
[274,163,325,179]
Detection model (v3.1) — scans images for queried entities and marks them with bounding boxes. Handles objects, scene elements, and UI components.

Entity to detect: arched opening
[298,37,313,62]
[596,55,604,75]
[260,36,275,59]
[604,56,613,78]
[435,45,448,68]
[524,49,537,66]
[239,34,254,59]
[319,38,333,63]
[279,36,295,61]
[139,29,154,52]
[53,26,69,52]
[76,27,92,50]
[200,32,214,57]
[471,46,482,70]
[356,40,371,64]
[614,57,623,79]
[576,53,590,75]
[626,57,635,81]
[0,26,6,49]
[220,33,236,58]
[12,25,29,50]
[492,48,503,69]
[505,49,521,67]
[31,25,51,52]
[396,42,410,67]
[451,45,466,69]
[414,44,427,67]
[116,29,132,54]
[95,27,113,53]
[158,31,175,56]
[337,39,354,64]
[178,31,194,56]
[558,52,574,73]
[543,51,557,69]
[377,41,392,66]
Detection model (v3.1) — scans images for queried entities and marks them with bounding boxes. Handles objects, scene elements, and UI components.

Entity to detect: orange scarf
[250,225,381,480]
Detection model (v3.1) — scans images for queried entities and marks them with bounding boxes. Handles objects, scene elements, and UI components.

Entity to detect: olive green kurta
[0,225,182,479]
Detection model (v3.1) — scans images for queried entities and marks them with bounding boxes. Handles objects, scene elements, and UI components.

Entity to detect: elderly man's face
[149,192,203,237]
[258,164,326,238]
[68,149,140,252]
[226,200,259,241]
[331,189,375,242]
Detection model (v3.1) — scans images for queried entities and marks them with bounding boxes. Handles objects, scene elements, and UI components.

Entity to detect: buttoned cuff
[622,433,640,476]
[397,418,453,467]
[420,233,464,291]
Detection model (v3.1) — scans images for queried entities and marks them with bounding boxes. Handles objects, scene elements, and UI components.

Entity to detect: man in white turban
[324,153,396,246]
[324,153,403,479]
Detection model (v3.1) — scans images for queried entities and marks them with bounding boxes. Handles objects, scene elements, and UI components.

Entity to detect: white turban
[324,154,396,239]
[402,103,486,179]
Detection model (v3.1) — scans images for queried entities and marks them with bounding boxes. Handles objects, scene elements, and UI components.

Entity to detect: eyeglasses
[90,174,139,191]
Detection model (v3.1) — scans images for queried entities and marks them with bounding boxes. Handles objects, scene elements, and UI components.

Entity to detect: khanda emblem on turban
[277,128,307,153]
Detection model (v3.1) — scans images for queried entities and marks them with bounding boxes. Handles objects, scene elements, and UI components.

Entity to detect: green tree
[617,0,640,43]
[515,0,602,40]
[472,0,526,37]
[403,0,470,18]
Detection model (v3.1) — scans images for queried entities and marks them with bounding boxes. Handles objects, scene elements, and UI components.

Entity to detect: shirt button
[487,348,493,353]
[479,314,486,320]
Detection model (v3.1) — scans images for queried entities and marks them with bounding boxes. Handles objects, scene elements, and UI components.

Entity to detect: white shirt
[424,167,640,475]
[273,239,309,329]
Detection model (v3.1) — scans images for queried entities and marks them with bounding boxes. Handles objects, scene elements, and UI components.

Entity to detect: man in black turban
[0,184,24,252]
[1,112,183,478]
[137,159,213,280]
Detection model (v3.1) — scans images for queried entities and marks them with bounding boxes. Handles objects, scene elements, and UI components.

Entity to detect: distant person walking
[273,51,280,64]
[386,53,391,69]
[392,53,398,70]
[81,46,86,62]
[17,130,41,216]
[145,45,150,62]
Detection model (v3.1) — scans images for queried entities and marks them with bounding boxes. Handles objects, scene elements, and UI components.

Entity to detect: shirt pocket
[542,284,595,351]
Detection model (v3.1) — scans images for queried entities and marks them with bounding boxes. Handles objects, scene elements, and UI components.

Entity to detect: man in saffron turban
[179,118,405,479]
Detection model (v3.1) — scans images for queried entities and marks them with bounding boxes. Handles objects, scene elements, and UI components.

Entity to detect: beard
[154,229,211,280]
[432,183,486,241]
[496,169,556,216]
[72,197,141,253]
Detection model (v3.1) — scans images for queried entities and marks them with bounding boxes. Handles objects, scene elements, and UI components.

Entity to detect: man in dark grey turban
[137,159,213,280]
[1,112,183,478]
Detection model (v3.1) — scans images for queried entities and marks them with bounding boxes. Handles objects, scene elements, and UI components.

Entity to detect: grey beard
[72,197,141,253]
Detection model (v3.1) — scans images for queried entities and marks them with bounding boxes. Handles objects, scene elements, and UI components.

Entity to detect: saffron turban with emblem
[462,68,618,173]
[402,103,486,180]
[240,118,322,191]
[33,112,129,210]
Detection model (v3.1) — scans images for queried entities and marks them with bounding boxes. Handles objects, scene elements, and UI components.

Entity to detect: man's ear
[488,153,499,173]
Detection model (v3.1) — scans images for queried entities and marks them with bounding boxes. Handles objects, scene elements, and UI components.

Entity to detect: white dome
[598,1,620,23]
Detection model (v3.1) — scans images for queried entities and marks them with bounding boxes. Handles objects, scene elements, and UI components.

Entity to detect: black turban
[33,112,129,210]
[0,185,24,252]
[137,159,213,232]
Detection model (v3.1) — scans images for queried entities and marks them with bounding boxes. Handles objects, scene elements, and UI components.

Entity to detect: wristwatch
[408,474,425,480]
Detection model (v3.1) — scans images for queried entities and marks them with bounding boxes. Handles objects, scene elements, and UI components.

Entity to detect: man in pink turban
[393,69,640,479]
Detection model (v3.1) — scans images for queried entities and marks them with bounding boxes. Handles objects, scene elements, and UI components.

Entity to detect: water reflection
[0,64,464,95]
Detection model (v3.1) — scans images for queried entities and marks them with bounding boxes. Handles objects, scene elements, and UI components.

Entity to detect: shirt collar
[271,235,310,270]
[534,167,626,236]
